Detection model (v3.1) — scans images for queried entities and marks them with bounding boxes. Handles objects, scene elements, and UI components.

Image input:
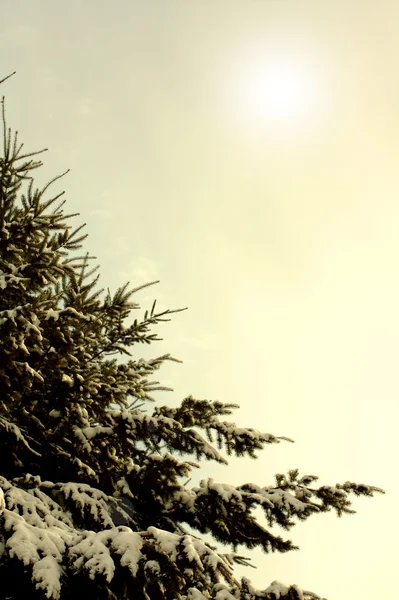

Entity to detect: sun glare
[221,47,323,135]
[247,60,314,121]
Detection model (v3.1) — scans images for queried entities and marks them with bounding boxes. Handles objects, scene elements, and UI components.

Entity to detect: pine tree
[0,73,384,600]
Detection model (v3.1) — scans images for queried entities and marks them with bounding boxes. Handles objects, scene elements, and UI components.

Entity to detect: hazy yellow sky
[3,1,397,598]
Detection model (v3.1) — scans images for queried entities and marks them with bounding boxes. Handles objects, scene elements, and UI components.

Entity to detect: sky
[1,0,397,598]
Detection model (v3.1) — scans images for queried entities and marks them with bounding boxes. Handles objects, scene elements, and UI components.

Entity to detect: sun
[221,49,323,134]
[246,60,314,121]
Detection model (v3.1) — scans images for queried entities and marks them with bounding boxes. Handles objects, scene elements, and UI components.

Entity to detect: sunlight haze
[2,1,397,598]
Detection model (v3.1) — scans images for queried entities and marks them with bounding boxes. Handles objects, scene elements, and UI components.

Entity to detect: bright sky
[2,1,397,598]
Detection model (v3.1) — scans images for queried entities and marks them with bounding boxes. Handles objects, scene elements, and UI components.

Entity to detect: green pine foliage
[0,75,384,600]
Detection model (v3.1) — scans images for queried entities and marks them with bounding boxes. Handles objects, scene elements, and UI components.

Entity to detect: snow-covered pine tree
[0,74,384,600]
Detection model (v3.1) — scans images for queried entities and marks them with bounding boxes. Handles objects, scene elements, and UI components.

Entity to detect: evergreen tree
[0,74,384,600]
